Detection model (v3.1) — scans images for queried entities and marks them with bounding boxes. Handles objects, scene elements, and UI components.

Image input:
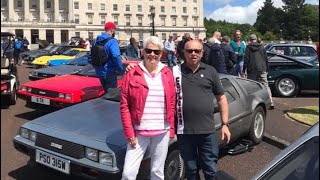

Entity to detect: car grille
[37,73,56,78]
[35,133,85,159]
[30,88,58,98]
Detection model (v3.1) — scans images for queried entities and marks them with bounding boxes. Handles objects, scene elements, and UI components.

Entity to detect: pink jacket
[120,65,176,139]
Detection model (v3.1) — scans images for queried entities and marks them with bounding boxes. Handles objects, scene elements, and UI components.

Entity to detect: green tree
[263,31,277,40]
[254,0,282,35]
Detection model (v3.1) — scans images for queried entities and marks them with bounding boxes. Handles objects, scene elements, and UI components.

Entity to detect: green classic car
[267,52,319,97]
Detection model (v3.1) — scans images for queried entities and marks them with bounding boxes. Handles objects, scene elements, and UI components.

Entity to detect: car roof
[1,32,15,37]
[267,43,316,48]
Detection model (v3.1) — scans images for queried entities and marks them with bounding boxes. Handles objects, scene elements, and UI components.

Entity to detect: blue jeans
[232,61,244,76]
[99,74,117,94]
[177,133,219,180]
[166,51,177,66]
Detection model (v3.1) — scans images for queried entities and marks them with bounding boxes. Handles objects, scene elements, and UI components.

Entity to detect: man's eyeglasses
[185,49,202,54]
[144,48,162,55]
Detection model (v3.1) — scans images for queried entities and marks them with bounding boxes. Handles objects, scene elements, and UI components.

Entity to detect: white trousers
[121,131,170,180]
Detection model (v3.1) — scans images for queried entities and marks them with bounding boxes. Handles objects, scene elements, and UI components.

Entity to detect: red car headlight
[21,86,27,92]
[65,94,72,100]
[58,93,72,100]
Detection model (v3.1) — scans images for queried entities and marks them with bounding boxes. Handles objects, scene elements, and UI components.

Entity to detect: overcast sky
[204,0,319,25]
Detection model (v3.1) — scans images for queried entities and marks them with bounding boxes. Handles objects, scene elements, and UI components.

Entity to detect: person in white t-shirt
[84,38,91,51]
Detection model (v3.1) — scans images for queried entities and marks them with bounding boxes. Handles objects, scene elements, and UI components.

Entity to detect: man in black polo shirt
[172,39,230,180]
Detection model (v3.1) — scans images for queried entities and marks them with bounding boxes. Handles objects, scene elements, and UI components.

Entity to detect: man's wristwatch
[222,122,229,127]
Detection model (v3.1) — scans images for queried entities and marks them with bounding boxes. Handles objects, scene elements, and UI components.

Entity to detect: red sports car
[18,60,140,110]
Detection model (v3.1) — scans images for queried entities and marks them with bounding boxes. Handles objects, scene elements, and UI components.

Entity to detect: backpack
[90,37,113,67]
[15,40,22,50]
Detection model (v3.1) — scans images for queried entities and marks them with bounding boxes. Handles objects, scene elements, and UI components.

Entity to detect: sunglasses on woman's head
[144,48,162,55]
[185,49,202,54]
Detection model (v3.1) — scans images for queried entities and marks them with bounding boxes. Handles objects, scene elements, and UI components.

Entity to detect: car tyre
[249,106,265,144]
[274,76,299,97]
[164,150,185,180]
[9,85,17,105]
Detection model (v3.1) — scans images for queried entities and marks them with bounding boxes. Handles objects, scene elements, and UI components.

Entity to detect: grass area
[286,106,319,126]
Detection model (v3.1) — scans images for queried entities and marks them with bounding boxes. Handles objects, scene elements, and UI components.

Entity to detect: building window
[126,16,131,26]
[139,33,143,41]
[193,0,197,2]
[88,14,93,24]
[59,0,64,10]
[138,5,142,12]
[46,13,52,22]
[17,13,23,21]
[74,14,79,24]
[126,5,130,11]
[30,0,37,8]
[115,32,119,39]
[75,32,80,37]
[195,32,199,38]
[172,17,176,26]
[88,32,93,40]
[1,12,7,21]
[162,33,166,41]
[183,0,186,2]
[172,0,176,2]
[74,2,79,9]
[88,3,92,10]
[172,7,176,14]
[138,16,142,26]
[113,4,118,11]
[161,17,165,26]
[101,15,106,25]
[183,7,187,13]
[1,0,7,7]
[60,13,66,22]
[193,18,198,26]
[32,13,38,21]
[193,7,197,14]
[46,0,51,9]
[17,0,23,8]
[101,3,105,11]
[161,6,165,13]
[113,15,118,25]
[183,17,187,26]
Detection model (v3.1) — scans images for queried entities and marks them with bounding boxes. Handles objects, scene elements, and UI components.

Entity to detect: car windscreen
[102,87,121,102]
[61,49,79,56]
[44,45,54,51]
[66,56,88,66]
[74,66,96,77]
[48,46,60,53]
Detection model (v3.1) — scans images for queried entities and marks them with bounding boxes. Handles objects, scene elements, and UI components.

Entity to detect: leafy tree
[254,0,282,35]
[263,31,277,40]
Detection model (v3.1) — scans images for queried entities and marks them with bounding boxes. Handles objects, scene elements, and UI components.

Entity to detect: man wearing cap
[244,34,275,109]
[89,22,123,93]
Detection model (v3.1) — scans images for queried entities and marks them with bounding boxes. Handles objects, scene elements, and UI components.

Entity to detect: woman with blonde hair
[120,36,176,180]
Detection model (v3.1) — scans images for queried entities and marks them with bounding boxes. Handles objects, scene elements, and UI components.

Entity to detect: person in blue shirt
[88,22,123,93]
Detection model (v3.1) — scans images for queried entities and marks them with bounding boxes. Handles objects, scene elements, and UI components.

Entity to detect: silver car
[265,43,317,62]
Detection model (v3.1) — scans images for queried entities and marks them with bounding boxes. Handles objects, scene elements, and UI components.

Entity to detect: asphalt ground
[1,64,318,180]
